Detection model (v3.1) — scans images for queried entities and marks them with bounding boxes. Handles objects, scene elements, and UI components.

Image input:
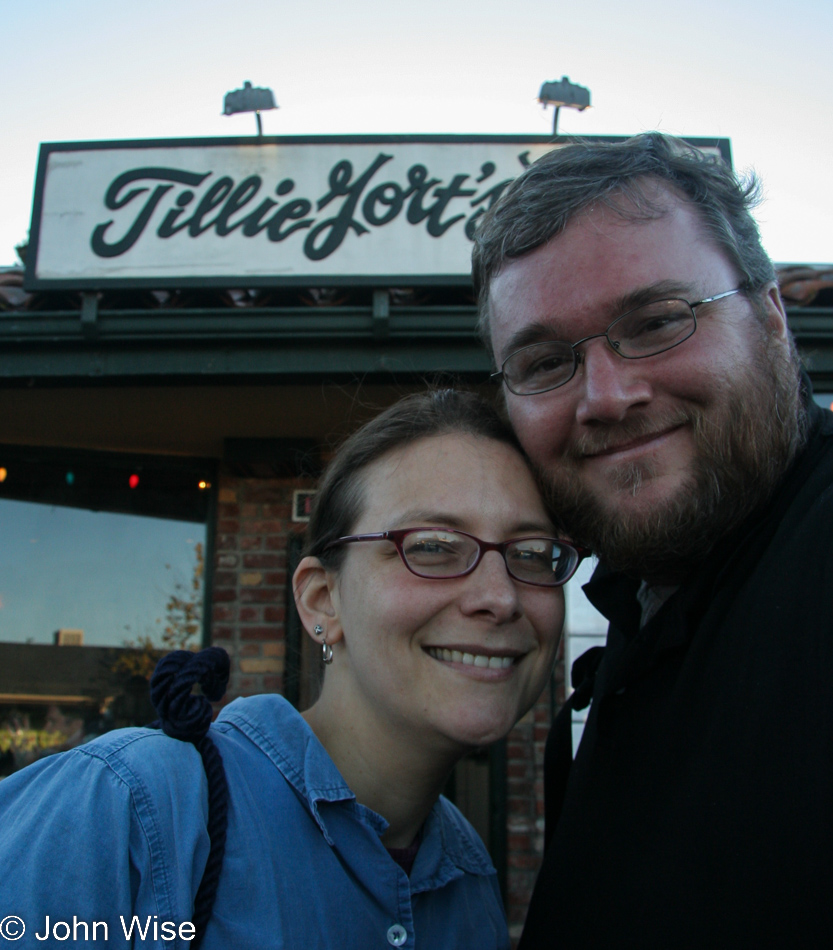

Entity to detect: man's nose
[574,336,652,425]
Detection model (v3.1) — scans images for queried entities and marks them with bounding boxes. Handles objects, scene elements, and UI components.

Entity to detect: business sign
[25,135,731,290]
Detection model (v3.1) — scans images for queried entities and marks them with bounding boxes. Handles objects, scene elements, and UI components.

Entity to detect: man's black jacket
[520,395,833,949]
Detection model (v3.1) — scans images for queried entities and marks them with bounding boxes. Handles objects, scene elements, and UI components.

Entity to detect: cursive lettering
[91,167,210,257]
[89,151,531,262]
[303,154,392,260]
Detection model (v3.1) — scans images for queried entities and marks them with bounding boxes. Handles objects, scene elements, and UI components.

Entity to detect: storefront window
[0,446,214,777]
[1,499,204,647]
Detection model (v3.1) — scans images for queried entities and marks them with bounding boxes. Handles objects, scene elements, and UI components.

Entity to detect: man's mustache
[564,408,695,460]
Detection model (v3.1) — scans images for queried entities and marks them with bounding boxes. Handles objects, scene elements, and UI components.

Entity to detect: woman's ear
[292,556,344,645]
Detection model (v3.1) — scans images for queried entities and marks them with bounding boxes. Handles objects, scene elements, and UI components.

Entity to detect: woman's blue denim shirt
[0,695,508,949]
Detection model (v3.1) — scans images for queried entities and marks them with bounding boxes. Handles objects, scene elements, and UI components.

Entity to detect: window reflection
[0,448,212,778]
[0,500,204,647]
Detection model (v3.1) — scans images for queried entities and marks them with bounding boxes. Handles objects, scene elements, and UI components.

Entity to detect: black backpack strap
[150,647,230,950]
[543,646,605,848]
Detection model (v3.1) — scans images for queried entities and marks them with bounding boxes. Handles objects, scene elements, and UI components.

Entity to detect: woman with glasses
[286,388,582,949]
[0,390,584,950]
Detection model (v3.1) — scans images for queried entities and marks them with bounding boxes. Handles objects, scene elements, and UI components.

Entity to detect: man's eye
[520,351,572,379]
[633,313,688,335]
[530,355,569,373]
[622,303,692,341]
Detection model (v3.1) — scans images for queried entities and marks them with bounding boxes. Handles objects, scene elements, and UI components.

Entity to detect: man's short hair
[472,132,776,358]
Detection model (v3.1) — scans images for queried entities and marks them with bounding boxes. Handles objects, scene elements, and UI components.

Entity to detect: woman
[0,390,585,949]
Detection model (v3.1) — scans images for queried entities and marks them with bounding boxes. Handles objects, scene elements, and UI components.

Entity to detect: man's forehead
[488,197,729,357]
[490,192,696,296]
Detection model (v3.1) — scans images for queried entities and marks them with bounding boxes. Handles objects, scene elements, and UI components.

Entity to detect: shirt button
[386,923,408,946]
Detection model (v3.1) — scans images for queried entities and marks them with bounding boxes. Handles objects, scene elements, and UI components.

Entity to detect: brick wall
[210,471,307,701]
[504,643,566,946]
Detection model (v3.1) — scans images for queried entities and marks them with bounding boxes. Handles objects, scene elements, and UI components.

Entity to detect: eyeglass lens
[612,298,695,355]
[400,529,574,586]
[503,298,696,394]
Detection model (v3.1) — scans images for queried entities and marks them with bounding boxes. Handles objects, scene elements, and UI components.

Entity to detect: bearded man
[473,133,833,948]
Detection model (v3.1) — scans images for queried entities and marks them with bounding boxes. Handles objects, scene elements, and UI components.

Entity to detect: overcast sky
[2,0,831,268]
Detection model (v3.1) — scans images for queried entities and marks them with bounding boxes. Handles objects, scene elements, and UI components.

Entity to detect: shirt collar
[216,695,495,880]
[409,796,496,889]
[217,695,373,844]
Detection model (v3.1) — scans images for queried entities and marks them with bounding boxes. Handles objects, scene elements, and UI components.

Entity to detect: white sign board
[26,135,730,289]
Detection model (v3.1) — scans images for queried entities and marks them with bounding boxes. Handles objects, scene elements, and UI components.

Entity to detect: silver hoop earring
[314,624,333,664]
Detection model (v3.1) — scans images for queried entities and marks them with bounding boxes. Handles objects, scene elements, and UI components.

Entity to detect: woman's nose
[459,551,523,623]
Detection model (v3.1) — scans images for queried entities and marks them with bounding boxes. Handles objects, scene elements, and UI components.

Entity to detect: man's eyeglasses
[324,528,588,588]
[493,288,744,396]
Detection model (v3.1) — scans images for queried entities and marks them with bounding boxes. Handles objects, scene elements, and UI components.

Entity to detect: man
[472,133,833,948]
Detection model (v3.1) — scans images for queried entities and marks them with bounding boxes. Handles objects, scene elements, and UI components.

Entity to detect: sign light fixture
[538,76,591,136]
[223,81,278,137]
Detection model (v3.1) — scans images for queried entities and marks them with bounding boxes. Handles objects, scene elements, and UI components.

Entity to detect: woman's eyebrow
[387,511,468,529]
[513,521,557,535]
[387,513,556,535]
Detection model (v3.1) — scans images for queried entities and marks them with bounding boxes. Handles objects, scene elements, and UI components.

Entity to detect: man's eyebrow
[499,280,698,359]
[500,322,560,360]
[613,280,696,314]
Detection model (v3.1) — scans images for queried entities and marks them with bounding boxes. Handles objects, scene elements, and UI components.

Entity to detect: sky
[1,0,831,269]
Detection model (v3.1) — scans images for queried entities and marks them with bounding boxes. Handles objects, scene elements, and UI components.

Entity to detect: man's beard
[539,333,808,584]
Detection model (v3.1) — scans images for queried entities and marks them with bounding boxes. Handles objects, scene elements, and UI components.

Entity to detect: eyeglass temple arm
[323,531,388,552]
[572,544,592,562]
[339,532,389,542]
[692,287,743,308]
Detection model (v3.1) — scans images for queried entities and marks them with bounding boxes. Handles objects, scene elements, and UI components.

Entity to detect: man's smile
[580,423,688,464]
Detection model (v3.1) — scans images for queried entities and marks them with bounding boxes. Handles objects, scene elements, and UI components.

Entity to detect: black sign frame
[24,134,732,292]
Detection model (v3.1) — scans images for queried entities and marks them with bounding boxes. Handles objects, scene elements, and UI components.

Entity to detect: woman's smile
[425,646,518,671]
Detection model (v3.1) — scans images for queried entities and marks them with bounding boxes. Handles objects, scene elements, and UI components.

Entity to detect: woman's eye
[509,548,550,569]
[404,535,463,563]
[408,541,448,555]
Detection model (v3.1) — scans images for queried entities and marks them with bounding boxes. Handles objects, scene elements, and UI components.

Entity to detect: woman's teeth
[427,648,515,670]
